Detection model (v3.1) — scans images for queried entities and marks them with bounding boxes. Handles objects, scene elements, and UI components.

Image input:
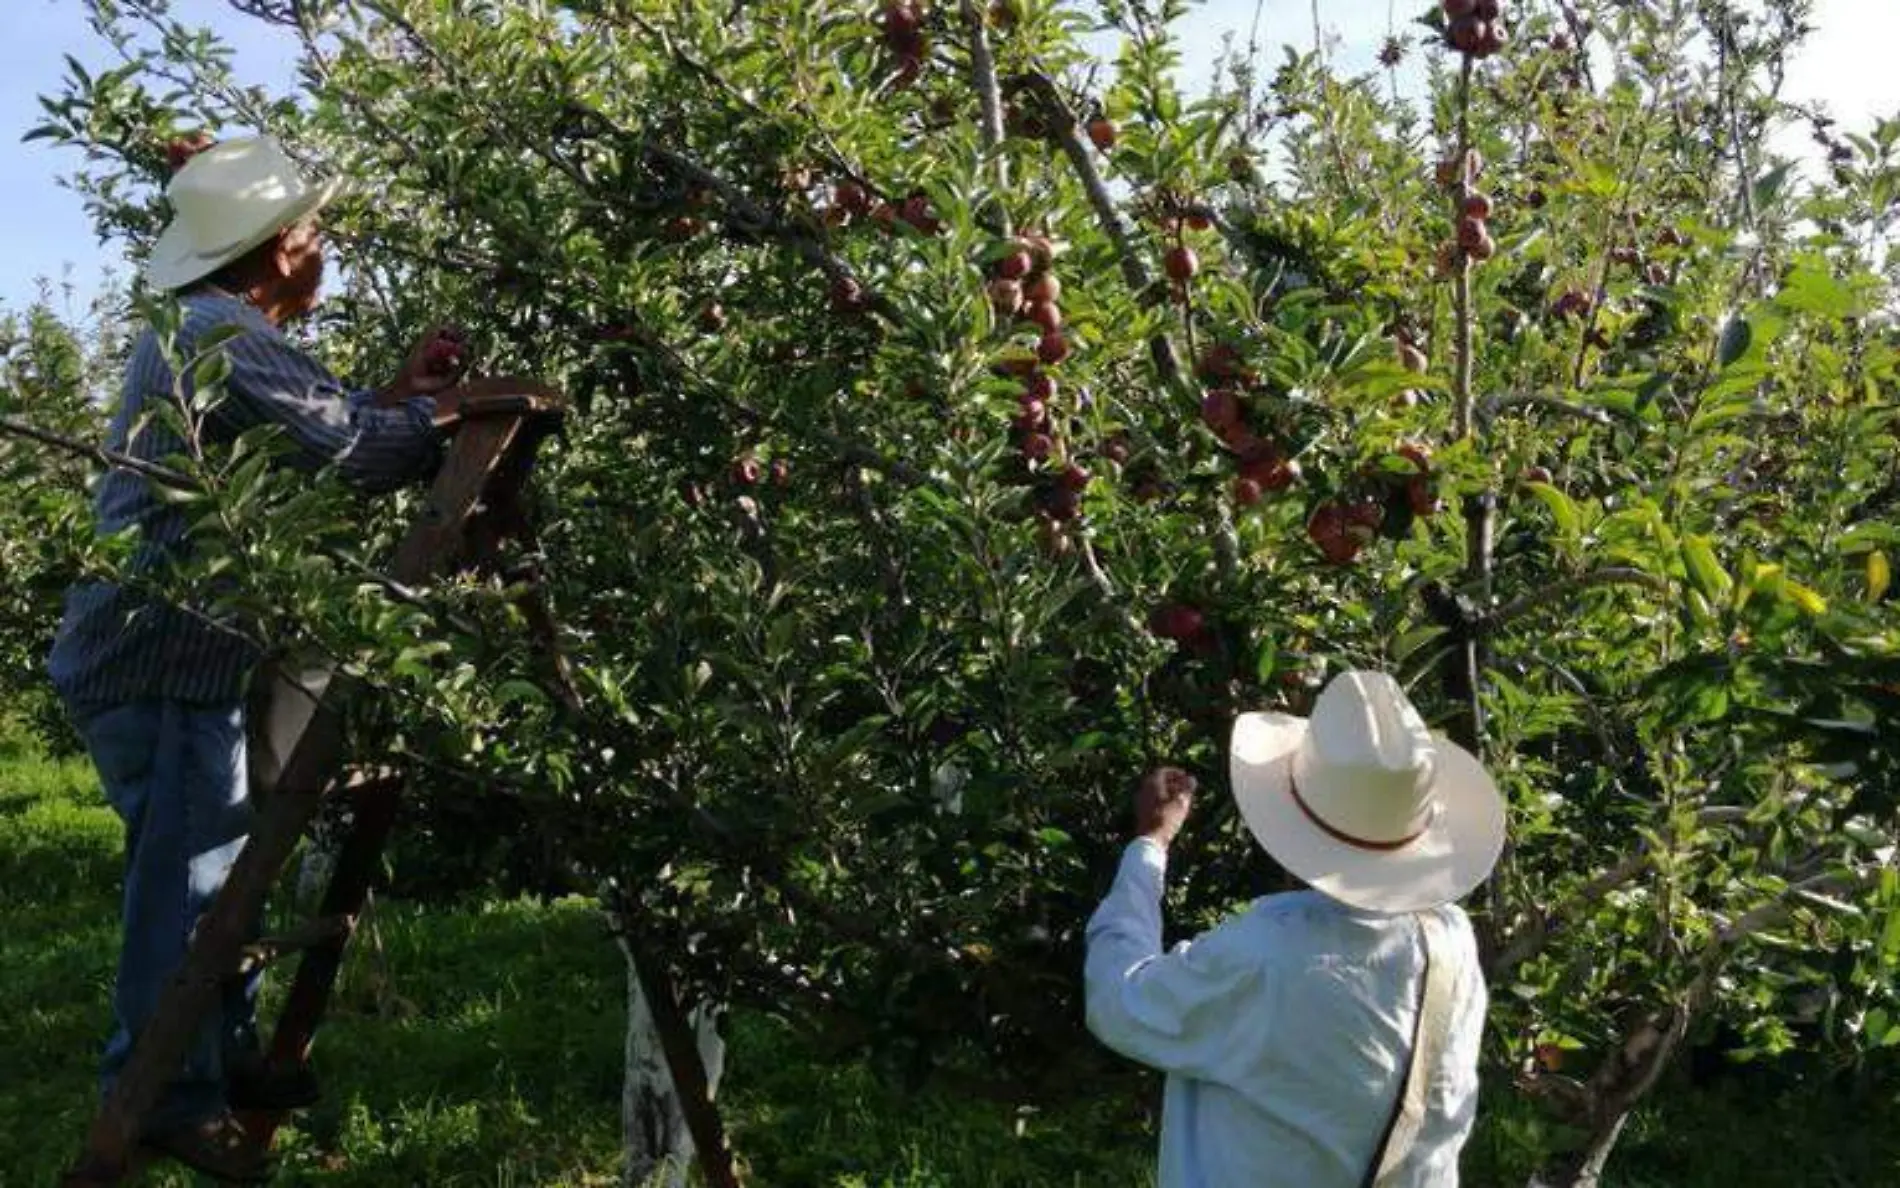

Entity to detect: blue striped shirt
[47,290,444,711]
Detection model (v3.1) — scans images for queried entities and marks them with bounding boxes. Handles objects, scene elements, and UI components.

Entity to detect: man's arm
[206,323,445,493]
[1083,769,1263,1080]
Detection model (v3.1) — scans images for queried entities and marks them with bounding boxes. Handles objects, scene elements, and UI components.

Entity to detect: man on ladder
[48,133,469,1182]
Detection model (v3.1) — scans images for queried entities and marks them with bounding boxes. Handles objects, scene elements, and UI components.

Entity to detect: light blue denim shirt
[1085,839,1487,1188]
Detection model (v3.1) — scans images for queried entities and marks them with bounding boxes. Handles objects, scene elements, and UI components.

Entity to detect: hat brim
[145,178,343,292]
[1229,711,1507,913]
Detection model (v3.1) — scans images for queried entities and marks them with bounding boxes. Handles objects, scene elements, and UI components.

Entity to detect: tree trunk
[619,937,725,1188]
[1526,1111,1631,1188]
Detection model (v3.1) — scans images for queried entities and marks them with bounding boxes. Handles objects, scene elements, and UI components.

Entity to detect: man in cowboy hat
[48,133,468,1180]
[1085,670,1507,1187]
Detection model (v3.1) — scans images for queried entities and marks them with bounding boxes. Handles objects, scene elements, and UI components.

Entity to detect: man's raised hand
[383,325,470,403]
[1136,766,1197,849]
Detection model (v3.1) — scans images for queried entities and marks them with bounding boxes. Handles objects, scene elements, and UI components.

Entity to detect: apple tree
[17,0,1900,1184]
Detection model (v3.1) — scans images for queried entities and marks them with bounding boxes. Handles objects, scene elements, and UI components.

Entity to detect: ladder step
[236,915,357,975]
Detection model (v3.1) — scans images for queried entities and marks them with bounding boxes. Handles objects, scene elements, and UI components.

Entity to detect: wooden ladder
[63,380,567,1186]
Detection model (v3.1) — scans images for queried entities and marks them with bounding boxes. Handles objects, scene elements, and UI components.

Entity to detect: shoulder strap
[1361,911,1457,1188]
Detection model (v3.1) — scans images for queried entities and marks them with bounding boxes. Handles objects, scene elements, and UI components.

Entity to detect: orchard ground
[1,717,1892,1187]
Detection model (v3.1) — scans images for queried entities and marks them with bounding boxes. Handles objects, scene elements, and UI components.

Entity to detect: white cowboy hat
[1229,670,1506,913]
[146,135,342,292]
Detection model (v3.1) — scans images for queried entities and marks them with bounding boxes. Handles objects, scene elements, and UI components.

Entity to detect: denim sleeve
[202,325,442,494]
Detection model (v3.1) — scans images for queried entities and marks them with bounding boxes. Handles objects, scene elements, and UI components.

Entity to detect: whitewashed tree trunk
[295,825,338,909]
[619,937,725,1188]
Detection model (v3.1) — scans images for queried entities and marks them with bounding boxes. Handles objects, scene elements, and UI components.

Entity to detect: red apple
[1308,504,1358,564]
[1037,331,1070,365]
[881,2,921,36]
[1044,485,1081,522]
[988,278,1024,316]
[829,275,867,314]
[1087,117,1118,151]
[1022,432,1055,460]
[1462,191,1492,220]
[834,180,871,215]
[1197,343,1241,381]
[1060,463,1091,490]
[1148,603,1205,642]
[1024,301,1063,333]
[1023,373,1055,403]
[1234,477,1263,507]
[422,338,463,375]
[901,193,940,234]
[1164,246,1200,281]
[1220,421,1260,453]
[1025,272,1061,304]
[996,250,1032,280]
[731,456,762,486]
[1200,389,1242,432]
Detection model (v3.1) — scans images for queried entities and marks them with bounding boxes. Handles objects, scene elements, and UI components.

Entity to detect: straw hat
[1229,670,1506,913]
[146,135,341,292]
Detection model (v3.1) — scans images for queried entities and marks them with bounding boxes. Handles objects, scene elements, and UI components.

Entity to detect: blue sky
[5,0,1897,317]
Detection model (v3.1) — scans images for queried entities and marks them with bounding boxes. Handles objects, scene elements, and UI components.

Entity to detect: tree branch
[1488,806,1750,979]
[0,413,198,490]
[1019,71,1183,386]
[1481,392,1616,426]
[962,0,1011,239]
[1479,568,1668,632]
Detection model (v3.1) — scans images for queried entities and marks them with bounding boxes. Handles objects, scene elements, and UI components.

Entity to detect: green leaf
[1881,907,1900,959]
[1716,315,1752,367]
[495,679,549,707]
[1775,259,1860,318]
[1783,580,1828,616]
[1751,161,1793,212]
[1868,551,1891,603]
[1254,636,1278,684]
[1394,624,1447,663]
[1527,482,1581,539]
[1681,535,1732,603]
[1866,1007,1891,1041]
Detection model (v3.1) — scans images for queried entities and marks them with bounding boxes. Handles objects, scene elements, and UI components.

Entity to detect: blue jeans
[74,700,261,1133]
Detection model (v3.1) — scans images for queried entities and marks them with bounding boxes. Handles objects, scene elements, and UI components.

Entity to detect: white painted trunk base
[619,938,725,1188]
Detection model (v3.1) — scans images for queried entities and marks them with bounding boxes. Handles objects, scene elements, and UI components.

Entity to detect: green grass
[2,719,1895,1186]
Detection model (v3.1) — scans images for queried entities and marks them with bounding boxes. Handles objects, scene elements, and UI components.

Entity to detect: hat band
[1289,775,1429,852]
